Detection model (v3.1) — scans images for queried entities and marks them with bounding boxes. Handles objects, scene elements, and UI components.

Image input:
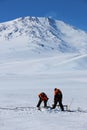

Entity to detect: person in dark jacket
[37,92,49,108]
[52,88,64,111]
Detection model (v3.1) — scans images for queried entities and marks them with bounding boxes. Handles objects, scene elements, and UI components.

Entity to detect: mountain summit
[0,16,87,55]
[0,17,87,73]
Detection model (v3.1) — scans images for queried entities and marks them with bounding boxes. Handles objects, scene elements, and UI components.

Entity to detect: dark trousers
[52,97,64,111]
[37,98,47,108]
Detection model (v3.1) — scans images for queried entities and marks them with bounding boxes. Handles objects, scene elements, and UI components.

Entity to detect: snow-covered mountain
[0,16,87,54]
[0,16,87,73]
[0,17,87,130]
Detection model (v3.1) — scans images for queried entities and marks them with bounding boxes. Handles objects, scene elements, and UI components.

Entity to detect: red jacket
[38,93,48,101]
[54,88,62,96]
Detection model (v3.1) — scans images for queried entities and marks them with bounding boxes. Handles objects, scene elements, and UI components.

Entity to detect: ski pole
[68,98,74,110]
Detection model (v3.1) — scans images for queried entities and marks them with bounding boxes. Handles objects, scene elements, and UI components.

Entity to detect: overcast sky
[0,0,87,31]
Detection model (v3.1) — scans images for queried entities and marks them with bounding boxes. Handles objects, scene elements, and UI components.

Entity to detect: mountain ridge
[0,16,87,73]
[0,16,87,55]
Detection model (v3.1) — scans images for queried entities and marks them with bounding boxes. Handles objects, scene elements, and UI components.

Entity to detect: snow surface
[0,71,87,130]
[0,16,87,130]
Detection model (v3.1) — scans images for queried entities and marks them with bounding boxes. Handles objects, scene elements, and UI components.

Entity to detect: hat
[54,88,57,91]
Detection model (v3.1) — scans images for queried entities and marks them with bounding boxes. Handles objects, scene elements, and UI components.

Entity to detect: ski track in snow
[0,106,87,130]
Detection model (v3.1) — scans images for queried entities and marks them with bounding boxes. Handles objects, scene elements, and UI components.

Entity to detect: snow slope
[0,16,87,56]
[0,71,87,130]
[0,17,87,130]
[0,16,87,74]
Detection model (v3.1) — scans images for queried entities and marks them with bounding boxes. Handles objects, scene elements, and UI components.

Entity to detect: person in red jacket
[52,88,64,111]
[37,92,49,108]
